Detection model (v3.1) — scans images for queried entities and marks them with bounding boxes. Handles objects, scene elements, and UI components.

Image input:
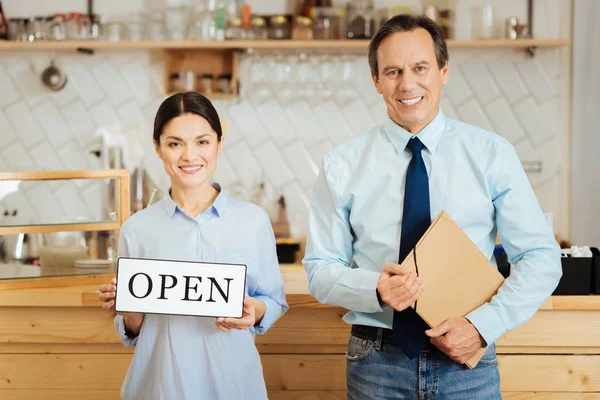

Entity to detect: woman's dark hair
[368,14,449,78]
[153,91,223,144]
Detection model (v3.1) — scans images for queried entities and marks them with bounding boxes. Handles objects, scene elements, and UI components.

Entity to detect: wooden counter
[0,266,599,399]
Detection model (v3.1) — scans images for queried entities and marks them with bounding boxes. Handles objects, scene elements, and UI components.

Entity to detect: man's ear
[440,61,449,85]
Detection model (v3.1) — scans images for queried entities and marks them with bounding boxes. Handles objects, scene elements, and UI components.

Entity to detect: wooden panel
[268,391,346,399]
[0,343,133,354]
[0,275,109,291]
[0,390,121,400]
[502,393,600,399]
[256,307,350,346]
[0,307,120,344]
[257,344,347,354]
[498,346,600,355]
[0,354,129,389]
[0,170,129,181]
[262,355,346,391]
[0,222,121,235]
[499,355,600,392]
[498,311,600,347]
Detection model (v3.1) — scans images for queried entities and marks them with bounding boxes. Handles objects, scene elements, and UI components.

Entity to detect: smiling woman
[96,91,288,400]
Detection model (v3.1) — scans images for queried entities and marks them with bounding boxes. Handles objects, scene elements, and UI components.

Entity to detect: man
[303,14,561,399]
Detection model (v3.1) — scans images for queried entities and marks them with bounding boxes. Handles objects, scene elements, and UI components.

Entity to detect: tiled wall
[0,0,570,238]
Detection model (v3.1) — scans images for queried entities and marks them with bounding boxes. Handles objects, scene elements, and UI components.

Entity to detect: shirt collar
[161,182,229,218]
[383,108,446,154]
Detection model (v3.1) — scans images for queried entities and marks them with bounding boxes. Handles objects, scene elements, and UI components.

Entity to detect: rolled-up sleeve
[302,155,383,313]
[114,226,140,347]
[249,216,288,335]
[466,138,562,345]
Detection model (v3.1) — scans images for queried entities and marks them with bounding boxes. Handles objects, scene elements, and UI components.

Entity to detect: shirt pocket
[214,251,258,296]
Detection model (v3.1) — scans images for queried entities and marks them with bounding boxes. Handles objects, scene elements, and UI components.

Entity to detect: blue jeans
[346,333,501,400]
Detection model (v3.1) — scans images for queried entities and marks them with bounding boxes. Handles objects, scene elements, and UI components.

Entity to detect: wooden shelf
[0,39,571,51]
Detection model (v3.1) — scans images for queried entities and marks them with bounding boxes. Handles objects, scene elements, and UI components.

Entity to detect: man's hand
[377,262,424,312]
[425,317,485,364]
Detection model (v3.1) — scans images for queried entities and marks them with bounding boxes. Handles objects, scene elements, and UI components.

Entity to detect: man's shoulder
[445,117,511,150]
[322,123,384,166]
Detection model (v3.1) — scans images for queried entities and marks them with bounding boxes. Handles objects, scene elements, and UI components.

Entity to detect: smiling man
[303,14,561,399]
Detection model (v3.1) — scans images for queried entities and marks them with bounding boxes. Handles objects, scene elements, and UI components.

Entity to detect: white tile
[81,181,106,221]
[0,65,21,107]
[282,182,310,237]
[92,63,134,106]
[540,98,560,133]
[58,142,91,170]
[32,101,73,149]
[1,141,35,172]
[513,139,539,162]
[443,68,473,106]
[117,101,148,127]
[536,49,561,82]
[218,111,243,145]
[460,61,501,105]
[0,108,17,148]
[49,79,79,107]
[5,101,45,148]
[225,142,263,185]
[343,99,376,136]
[485,98,526,144]
[284,101,327,146]
[89,102,120,128]
[54,182,94,220]
[212,153,239,187]
[7,61,48,107]
[257,100,297,146]
[312,100,352,145]
[487,60,529,104]
[229,101,269,145]
[65,64,105,107]
[122,63,161,106]
[513,97,554,146]
[28,183,65,225]
[29,141,65,171]
[253,140,295,188]
[516,60,557,104]
[281,141,319,189]
[310,140,334,166]
[455,99,494,132]
[440,97,458,120]
[61,101,96,147]
[353,58,381,106]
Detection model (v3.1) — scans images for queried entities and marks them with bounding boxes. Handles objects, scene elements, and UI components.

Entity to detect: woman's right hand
[98,277,144,319]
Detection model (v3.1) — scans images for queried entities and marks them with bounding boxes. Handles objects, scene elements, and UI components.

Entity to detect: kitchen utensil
[41,58,67,91]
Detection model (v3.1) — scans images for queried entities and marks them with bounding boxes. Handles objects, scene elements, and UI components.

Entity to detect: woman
[98,92,288,400]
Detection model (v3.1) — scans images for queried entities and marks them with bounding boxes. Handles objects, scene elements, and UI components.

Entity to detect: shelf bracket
[526,45,537,58]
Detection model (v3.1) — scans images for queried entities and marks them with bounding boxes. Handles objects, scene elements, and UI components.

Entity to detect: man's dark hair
[368,14,449,78]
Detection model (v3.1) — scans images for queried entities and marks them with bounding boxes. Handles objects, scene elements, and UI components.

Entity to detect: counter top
[0,265,599,310]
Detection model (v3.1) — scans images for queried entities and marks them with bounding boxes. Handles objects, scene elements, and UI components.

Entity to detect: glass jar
[199,73,214,94]
[170,73,184,92]
[312,7,338,40]
[226,17,244,39]
[346,0,375,39]
[292,16,313,40]
[249,17,267,40]
[269,15,290,40]
[216,73,232,93]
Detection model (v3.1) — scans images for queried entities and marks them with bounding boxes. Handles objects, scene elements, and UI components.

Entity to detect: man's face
[372,28,449,134]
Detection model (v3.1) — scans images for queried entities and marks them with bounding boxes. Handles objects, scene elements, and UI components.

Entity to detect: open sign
[115,257,247,318]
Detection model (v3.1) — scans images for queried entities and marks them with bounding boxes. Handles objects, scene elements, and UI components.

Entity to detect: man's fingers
[383,262,414,276]
[425,319,454,338]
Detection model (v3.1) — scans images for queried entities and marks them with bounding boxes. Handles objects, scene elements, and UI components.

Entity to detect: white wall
[571,0,600,247]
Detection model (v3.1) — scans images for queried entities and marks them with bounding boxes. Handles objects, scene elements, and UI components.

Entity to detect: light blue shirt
[303,109,561,346]
[114,185,288,400]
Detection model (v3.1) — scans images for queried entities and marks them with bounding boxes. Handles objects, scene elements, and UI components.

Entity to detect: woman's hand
[216,297,257,332]
[98,277,144,335]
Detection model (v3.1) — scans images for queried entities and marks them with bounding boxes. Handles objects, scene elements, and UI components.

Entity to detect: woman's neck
[170,183,219,218]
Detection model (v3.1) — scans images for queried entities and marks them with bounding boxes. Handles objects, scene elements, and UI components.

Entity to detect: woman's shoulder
[225,196,270,225]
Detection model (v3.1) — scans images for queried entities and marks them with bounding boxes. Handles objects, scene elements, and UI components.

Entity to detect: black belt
[351,324,395,345]
[351,325,434,350]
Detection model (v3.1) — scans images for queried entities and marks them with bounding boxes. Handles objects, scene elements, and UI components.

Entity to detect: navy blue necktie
[392,137,432,359]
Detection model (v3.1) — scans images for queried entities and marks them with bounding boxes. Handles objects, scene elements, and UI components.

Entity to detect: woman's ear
[153,140,162,160]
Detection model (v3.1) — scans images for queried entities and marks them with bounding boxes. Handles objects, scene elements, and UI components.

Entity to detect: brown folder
[401,211,505,368]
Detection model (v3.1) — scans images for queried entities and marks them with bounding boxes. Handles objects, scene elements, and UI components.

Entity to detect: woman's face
[154,113,222,191]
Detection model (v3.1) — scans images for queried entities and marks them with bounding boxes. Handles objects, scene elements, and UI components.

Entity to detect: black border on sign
[114,256,247,319]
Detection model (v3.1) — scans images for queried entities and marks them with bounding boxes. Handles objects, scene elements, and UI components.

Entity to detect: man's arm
[302,154,384,313]
[465,138,562,346]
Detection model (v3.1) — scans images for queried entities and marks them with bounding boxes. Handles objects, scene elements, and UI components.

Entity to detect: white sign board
[115,257,247,318]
